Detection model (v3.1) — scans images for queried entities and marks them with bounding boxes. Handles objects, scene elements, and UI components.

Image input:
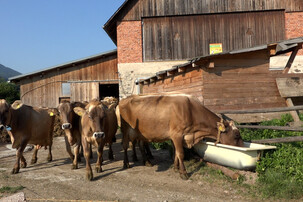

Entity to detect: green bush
[0,79,20,104]
[239,114,303,199]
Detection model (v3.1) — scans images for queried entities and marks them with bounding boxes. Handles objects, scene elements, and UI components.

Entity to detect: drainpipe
[135,77,149,95]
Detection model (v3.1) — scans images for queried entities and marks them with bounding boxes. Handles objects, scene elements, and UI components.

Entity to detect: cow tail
[115,105,121,127]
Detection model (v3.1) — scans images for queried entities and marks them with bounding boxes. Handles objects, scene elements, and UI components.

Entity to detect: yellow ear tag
[16,104,21,109]
[50,112,54,117]
[219,125,224,132]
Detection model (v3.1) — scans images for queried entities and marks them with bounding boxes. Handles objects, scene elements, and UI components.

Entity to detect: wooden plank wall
[19,55,118,108]
[142,67,203,102]
[143,10,285,61]
[142,50,287,114]
[122,0,303,21]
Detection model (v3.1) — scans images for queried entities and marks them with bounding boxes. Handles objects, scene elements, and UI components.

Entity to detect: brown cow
[74,99,118,180]
[117,94,244,179]
[57,101,90,169]
[0,100,56,174]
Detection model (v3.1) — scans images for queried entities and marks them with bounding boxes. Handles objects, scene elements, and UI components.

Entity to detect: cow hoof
[123,163,130,169]
[86,173,93,181]
[11,168,19,174]
[95,166,102,173]
[145,161,153,167]
[180,173,189,180]
[31,158,37,164]
[21,161,27,168]
[71,164,78,170]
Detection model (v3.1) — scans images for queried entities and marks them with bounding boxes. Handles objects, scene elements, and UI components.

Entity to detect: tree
[0,78,20,104]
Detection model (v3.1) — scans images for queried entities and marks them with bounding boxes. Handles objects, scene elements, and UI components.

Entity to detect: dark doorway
[99,84,119,100]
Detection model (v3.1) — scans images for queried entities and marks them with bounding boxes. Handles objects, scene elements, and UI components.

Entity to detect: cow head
[74,100,106,142]
[217,120,244,147]
[0,99,11,131]
[58,101,74,144]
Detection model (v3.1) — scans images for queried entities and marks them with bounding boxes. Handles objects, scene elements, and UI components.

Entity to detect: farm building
[9,50,118,108]
[103,0,303,98]
[138,37,303,123]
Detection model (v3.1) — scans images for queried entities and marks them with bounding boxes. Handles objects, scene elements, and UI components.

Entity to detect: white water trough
[193,141,277,170]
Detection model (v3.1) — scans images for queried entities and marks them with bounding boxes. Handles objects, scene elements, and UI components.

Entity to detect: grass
[0,186,24,194]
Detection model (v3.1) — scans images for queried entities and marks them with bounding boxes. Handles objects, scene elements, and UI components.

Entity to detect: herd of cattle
[0,94,244,181]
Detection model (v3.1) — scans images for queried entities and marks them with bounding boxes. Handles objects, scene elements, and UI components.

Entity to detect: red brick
[117,21,143,63]
[285,12,303,55]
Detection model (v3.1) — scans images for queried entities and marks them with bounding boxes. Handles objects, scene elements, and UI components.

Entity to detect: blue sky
[0,0,124,74]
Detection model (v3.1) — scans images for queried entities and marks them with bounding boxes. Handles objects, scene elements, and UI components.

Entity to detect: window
[62,83,71,96]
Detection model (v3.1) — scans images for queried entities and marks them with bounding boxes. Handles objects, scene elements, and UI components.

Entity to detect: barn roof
[139,37,303,85]
[9,49,117,83]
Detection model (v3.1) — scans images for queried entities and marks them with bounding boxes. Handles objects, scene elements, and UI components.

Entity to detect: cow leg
[122,130,130,169]
[172,138,188,180]
[139,140,152,167]
[12,142,27,174]
[108,143,114,161]
[82,137,93,181]
[96,142,105,173]
[31,145,39,164]
[132,140,138,162]
[47,144,52,162]
[89,143,93,159]
[20,155,27,168]
[72,141,81,170]
[144,142,154,160]
[64,135,74,161]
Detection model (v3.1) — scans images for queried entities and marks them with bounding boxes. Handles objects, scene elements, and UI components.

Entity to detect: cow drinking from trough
[74,99,118,181]
[0,100,56,174]
[117,94,244,179]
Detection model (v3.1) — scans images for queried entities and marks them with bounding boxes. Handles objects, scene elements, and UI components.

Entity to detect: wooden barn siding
[121,0,303,21]
[143,10,285,61]
[20,56,118,108]
[141,50,287,113]
[142,67,204,101]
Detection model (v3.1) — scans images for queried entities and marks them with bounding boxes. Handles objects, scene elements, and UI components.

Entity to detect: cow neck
[6,107,14,127]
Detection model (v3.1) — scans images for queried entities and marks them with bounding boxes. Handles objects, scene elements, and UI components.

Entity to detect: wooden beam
[267,44,277,56]
[283,46,300,74]
[167,70,176,77]
[252,136,303,144]
[285,98,301,123]
[207,61,215,69]
[157,74,165,80]
[206,162,241,180]
[178,66,187,73]
[237,125,303,132]
[218,105,303,114]
[192,63,199,68]
[150,77,157,83]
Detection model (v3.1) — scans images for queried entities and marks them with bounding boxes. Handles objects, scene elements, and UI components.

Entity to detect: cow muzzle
[62,123,72,130]
[93,132,105,139]
[0,124,5,131]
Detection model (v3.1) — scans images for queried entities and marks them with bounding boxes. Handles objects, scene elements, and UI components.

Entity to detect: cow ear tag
[50,112,54,117]
[217,122,225,132]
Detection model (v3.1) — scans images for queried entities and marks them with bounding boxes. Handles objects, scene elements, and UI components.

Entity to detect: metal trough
[193,141,276,170]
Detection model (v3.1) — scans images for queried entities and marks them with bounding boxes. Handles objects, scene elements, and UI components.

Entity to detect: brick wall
[285,12,303,55]
[117,21,143,63]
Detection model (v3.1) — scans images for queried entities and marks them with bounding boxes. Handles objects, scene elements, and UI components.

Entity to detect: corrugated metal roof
[9,49,117,82]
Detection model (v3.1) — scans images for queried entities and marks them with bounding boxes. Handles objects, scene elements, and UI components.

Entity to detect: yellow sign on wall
[209,43,223,55]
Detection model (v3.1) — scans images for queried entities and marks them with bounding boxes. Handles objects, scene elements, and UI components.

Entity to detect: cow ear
[217,122,226,132]
[11,100,23,110]
[48,108,58,117]
[73,107,86,117]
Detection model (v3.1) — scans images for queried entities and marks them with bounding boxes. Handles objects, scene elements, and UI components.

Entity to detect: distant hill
[0,64,21,80]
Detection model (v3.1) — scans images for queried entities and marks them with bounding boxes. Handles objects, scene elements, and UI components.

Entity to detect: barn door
[70,82,99,102]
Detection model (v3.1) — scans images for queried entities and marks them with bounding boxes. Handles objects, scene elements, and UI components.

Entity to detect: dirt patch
[0,134,257,202]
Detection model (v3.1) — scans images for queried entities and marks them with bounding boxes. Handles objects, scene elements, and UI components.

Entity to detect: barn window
[62,83,71,96]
